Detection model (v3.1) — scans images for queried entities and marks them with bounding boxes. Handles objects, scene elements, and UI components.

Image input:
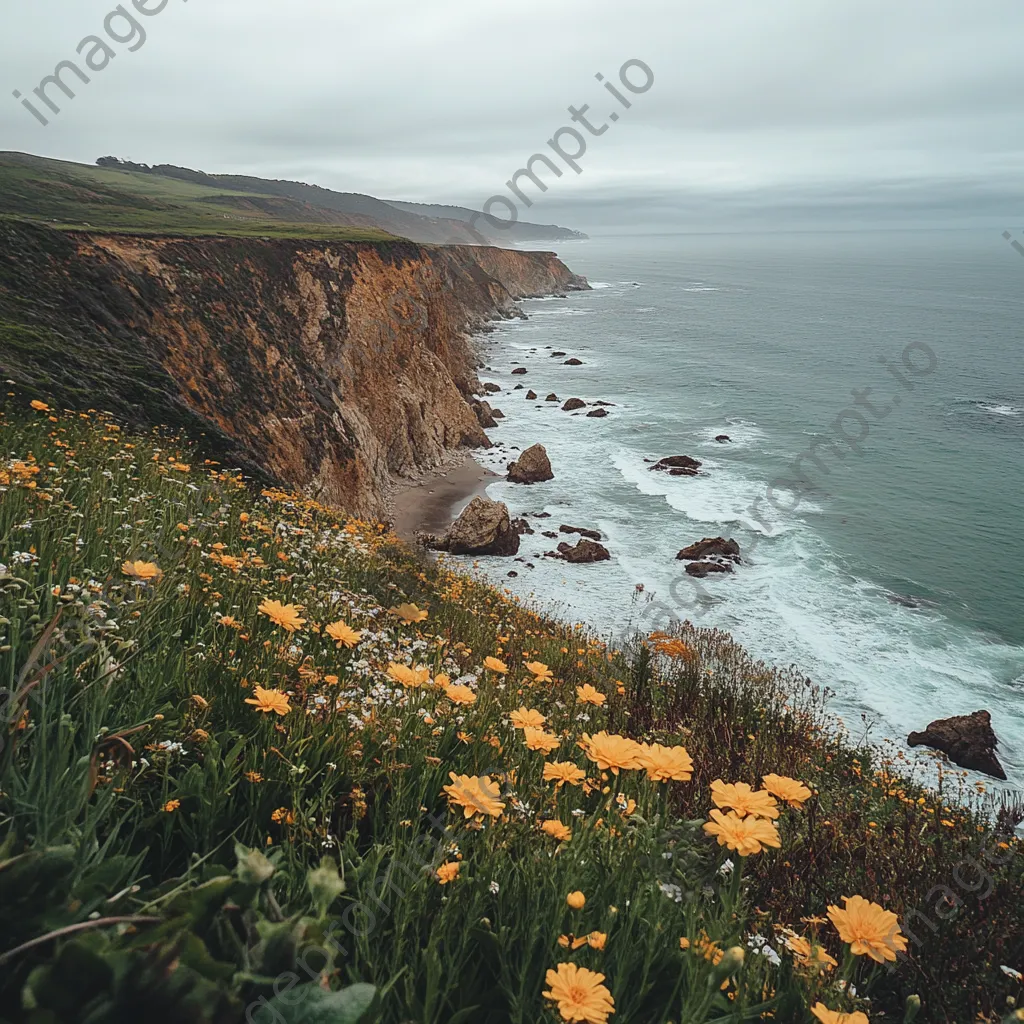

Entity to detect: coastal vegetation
[0,398,1021,1023]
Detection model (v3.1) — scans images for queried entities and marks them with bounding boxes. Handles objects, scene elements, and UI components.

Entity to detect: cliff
[0,221,587,516]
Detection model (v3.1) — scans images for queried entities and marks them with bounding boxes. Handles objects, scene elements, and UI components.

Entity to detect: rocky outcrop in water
[676,538,741,563]
[651,455,703,477]
[423,496,520,556]
[559,525,602,541]
[553,539,611,563]
[907,710,1007,780]
[685,561,734,578]
[507,444,554,484]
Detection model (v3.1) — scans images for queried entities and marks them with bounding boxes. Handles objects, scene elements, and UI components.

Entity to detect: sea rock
[542,531,559,539]
[564,357,584,366]
[491,408,505,419]
[512,367,528,375]
[555,539,611,563]
[907,710,1007,780]
[507,443,554,484]
[513,384,524,390]
[559,525,602,541]
[715,434,731,443]
[425,497,520,556]
[552,351,567,357]
[483,382,502,394]
[593,401,615,407]
[587,408,608,418]
[685,561,734,578]
[545,393,559,402]
[676,537,741,563]
[526,390,537,400]
[472,401,498,429]
[651,455,702,477]
[562,398,586,412]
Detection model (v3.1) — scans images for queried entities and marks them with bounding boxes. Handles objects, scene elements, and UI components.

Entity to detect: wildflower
[387,663,431,688]
[445,683,477,706]
[30,400,50,412]
[581,732,643,775]
[443,772,505,819]
[325,620,363,648]
[827,895,908,963]
[785,935,837,970]
[637,743,693,782]
[587,931,607,951]
[244,685,292,716]
[523,727,561,754]
[436,861,461,885]
[245,771,263,783]
[489,880,500,895]
[271,807,294,824]
[566,891,586,910]
[162,799,180,813]
[258,599,306,632]
[710,780,780,819]
[484,656,508,674]
[1001,965,1023,982]
[576,684,607,706]
[542,963,615,1024]
[810,1005,869,1024]
[121,559,162,581]
[652,636,691,658]
[510,706,546,729]
[543,761,587,788]
[527,660,553,682]
[761,773,812,809]
[190,694,210,710]
[391,602,428,624]
[542,820,572,841]
[703,809,781,856]
[218,615,242,629]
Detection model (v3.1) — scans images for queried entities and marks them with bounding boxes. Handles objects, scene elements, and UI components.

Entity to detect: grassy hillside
[0,399,1021,1023]
[0,153,396,241]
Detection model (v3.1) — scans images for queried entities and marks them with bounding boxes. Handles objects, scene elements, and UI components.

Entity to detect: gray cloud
[3,0,1023,232]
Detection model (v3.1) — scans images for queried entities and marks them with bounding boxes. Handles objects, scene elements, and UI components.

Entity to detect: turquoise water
[462,230,1024,791]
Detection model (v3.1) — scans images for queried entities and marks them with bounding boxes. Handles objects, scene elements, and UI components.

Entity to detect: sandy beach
[391,454,497,545]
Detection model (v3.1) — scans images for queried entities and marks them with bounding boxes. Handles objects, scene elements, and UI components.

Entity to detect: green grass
[0,153,397,241]
[0,401,1020,1023]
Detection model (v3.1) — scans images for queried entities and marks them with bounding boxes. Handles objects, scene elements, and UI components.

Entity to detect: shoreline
[390,452,497,545]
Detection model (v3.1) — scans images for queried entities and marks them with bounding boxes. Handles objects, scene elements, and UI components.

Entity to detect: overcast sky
[3,0,1023,232]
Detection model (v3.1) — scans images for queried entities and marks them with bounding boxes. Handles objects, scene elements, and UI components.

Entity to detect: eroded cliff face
[0,222,587,516]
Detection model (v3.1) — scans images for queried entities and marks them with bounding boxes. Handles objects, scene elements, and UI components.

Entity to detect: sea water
[457,229,1024,794]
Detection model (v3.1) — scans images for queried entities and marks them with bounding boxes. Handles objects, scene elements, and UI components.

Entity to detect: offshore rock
[676,537,741,563]
[554,539,611,563]
[425,497,520,556]
[507,444,554,484]
[908,710,1007,780]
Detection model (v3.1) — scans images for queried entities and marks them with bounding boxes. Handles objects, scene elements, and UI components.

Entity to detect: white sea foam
[979,402,1023,417]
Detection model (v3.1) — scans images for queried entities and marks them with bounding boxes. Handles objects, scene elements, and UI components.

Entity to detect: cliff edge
[0,222,587,516]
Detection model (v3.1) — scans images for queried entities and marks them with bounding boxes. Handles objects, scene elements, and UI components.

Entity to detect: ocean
[455,229,1024,794]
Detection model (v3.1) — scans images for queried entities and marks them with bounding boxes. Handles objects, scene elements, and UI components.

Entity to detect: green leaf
[250,982,376,1024]
[235,843,275,886]
[307,857,346,919]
